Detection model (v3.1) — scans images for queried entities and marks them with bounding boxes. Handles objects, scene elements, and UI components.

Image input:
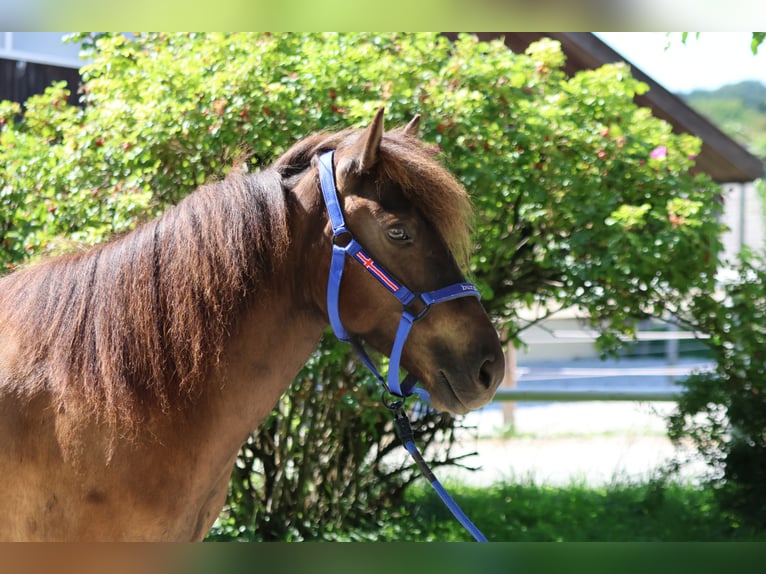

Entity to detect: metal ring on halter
[381,390,406,412]
[331,230,353,248]
[403,298,431,322]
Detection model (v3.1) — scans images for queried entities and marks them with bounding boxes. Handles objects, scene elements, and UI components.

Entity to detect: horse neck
[207,169,331,435]
[273,169,334,321]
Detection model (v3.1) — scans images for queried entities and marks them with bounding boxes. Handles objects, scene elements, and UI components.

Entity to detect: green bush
[0,32,725,538]
[423,36,722,350]
[207,337,473,541]
[669,252,766,529]
[372,479,765,541]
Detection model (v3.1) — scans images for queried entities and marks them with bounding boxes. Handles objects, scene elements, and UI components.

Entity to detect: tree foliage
[668,32,766,528]
[0,33,727,538]
[668,252,766,529]
[751,32,765,54]
[684,80,766,161]
[209,337,475,541]
[428,37,721,350]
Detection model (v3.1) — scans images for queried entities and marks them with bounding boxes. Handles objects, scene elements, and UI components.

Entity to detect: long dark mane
[0,127,472,429]
[1,167,290,426]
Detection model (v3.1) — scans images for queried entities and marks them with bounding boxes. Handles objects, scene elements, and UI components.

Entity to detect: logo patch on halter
[354,251,400,293]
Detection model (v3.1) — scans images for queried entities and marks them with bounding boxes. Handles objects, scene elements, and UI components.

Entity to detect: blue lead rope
[317,150,488,543]
[388,403,488,542]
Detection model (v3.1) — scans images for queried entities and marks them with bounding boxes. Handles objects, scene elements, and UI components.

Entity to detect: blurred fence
[496,329,710,422]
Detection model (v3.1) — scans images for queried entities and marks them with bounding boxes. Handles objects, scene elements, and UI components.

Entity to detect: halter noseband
[318,151,481,403]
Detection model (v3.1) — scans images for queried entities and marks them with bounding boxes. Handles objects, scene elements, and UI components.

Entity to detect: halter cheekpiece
[318,150,481,403]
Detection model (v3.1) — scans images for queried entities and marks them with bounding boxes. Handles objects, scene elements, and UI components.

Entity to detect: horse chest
[0,391,235,541]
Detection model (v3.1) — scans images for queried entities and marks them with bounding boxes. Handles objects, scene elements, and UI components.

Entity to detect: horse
[0,108,504,541]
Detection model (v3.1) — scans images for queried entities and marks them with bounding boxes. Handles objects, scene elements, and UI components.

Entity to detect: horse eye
[386,226,411,242]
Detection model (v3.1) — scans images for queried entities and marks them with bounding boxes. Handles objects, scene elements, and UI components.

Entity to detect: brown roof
[447,32,764,183]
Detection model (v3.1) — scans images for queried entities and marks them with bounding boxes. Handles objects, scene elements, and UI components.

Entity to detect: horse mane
[0,123,473,430]
[1,167,290,428]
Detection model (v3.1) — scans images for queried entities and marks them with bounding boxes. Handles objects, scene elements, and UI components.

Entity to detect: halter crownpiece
[318,150,481,402]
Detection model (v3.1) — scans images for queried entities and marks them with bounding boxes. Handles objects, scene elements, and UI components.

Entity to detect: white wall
[0,32,83,68]
[720,181,765,263]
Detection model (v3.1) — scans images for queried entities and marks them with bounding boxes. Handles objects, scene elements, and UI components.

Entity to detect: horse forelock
[275,127,473,267]
[376,134,473,268]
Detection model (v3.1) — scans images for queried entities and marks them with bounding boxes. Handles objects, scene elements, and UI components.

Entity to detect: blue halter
[318,150,489,542]
[318,150,481,403]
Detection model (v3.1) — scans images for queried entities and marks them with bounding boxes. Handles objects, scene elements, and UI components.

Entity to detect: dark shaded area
[0,58,81,106]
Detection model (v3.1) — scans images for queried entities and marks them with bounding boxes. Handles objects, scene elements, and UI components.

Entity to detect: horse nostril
[479,361,492,388]
[478,354,503,389]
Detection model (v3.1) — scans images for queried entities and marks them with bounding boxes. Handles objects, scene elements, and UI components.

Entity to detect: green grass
[332,479,766,542]
[493,426,669,440]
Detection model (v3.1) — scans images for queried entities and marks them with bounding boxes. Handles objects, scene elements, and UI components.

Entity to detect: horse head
[318,108,505,414]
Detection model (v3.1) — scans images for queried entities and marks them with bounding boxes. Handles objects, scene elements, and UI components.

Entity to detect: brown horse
[0,108,504,541]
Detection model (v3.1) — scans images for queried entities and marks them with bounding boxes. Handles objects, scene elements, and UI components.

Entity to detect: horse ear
[350,106,385,173]
[402,114,421,137]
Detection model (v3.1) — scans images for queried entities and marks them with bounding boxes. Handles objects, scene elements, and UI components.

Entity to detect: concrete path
[435,401,708,486]
[427,356,715,487]
[393,358,714,487]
